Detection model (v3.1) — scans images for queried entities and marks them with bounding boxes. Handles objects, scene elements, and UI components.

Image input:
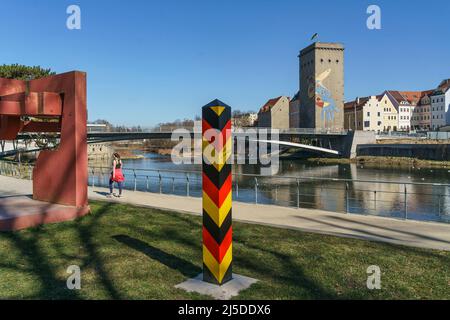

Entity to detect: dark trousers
[109,179,123,195]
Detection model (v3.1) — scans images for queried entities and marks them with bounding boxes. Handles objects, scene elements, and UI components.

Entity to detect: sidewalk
[2,175,450,251]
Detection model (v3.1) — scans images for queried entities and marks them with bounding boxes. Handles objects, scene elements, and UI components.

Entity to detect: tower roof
[299,42,345,56]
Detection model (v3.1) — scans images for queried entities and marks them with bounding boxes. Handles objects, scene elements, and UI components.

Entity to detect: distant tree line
[88,119,143,132]
[89,108,256,132]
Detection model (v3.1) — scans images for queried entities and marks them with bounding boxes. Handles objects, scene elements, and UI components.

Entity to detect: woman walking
[108,152,125,198]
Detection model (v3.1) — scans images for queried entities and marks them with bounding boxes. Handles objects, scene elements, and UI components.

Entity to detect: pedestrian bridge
[255,139,340,155]
[2,128,346,158]
[1,137,340,159]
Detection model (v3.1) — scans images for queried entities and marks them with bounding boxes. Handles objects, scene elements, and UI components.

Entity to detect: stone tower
[299,42,344,130]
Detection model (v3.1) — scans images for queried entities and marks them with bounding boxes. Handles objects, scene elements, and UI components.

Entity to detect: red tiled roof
[259,96,283,113]
[386,90,408,104]
[387,90,434,105]
[438,79,450,90]
[344,96,370,110]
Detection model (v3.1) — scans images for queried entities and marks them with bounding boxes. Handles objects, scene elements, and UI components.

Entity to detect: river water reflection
[90,153,450,223]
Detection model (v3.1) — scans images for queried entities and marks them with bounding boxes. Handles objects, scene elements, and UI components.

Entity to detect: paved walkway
[1,175,450,251]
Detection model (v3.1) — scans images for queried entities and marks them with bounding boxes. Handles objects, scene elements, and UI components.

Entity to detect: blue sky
[0,0,449,126]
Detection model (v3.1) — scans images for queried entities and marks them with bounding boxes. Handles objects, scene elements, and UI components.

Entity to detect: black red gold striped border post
[202,99,233,285]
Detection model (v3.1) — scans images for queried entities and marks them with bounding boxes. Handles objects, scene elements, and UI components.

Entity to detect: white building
[398,101,412,131]
[362,95,384,132]
[431,79,450,130]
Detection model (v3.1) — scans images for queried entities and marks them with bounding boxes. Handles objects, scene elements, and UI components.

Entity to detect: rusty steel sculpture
[0,71,90,230]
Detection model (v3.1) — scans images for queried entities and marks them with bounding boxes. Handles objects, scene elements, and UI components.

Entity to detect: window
[367,112,370,117]
[364,121,370,127]
[377,112,380,117]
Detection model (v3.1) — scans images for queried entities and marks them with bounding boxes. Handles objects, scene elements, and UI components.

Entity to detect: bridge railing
[1,161,449,223]
[247,127,348,135]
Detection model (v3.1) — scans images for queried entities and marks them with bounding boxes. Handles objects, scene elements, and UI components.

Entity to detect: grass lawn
[0,200,449,299]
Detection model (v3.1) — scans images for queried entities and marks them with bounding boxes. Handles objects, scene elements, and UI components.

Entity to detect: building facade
[362,95,384,132]
[398,102,412,131]
[299,42,344,130]
[344,100,363,131]
[410,91,432,130]
[289,92,300,128]
[257,96,290,129]
[344,96,384,132]
[343,80,448,132]
[431,79,450,130]
[378,92,399,132]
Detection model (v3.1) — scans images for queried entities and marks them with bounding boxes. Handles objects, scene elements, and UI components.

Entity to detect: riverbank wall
[357,144,450,161]
[340,131,377,159]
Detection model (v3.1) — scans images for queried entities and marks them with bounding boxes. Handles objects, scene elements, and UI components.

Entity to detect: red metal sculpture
[0,71,90,229]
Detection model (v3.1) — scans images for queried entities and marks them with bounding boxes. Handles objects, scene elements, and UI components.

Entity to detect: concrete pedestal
[175,273,258,300]
[0,195,90,231]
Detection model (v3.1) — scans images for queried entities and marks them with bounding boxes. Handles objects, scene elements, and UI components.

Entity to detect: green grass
[0,200,449,299]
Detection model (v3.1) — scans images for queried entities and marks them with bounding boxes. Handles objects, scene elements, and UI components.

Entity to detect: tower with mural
[299,42,344,130]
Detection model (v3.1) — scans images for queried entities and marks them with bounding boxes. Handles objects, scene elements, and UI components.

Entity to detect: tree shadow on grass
[232,235,339,299]
[112,234,201,278]
[77,201,124,299]
[0,227,81,299]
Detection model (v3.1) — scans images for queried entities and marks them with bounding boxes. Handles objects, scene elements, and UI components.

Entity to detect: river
[89,152,450,223]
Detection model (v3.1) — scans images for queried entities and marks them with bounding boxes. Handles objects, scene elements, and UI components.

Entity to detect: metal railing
[1,161,449,223]
[0,160,34,180]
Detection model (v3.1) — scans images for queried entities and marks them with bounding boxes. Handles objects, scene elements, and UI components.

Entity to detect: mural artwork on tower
[308,68,338,124]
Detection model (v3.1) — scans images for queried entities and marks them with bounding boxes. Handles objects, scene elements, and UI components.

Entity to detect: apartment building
[343,79,448,132]
[431,79,450,130]
[411,91,432,130]
[379,92,399,132]
[362,95,384,132]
